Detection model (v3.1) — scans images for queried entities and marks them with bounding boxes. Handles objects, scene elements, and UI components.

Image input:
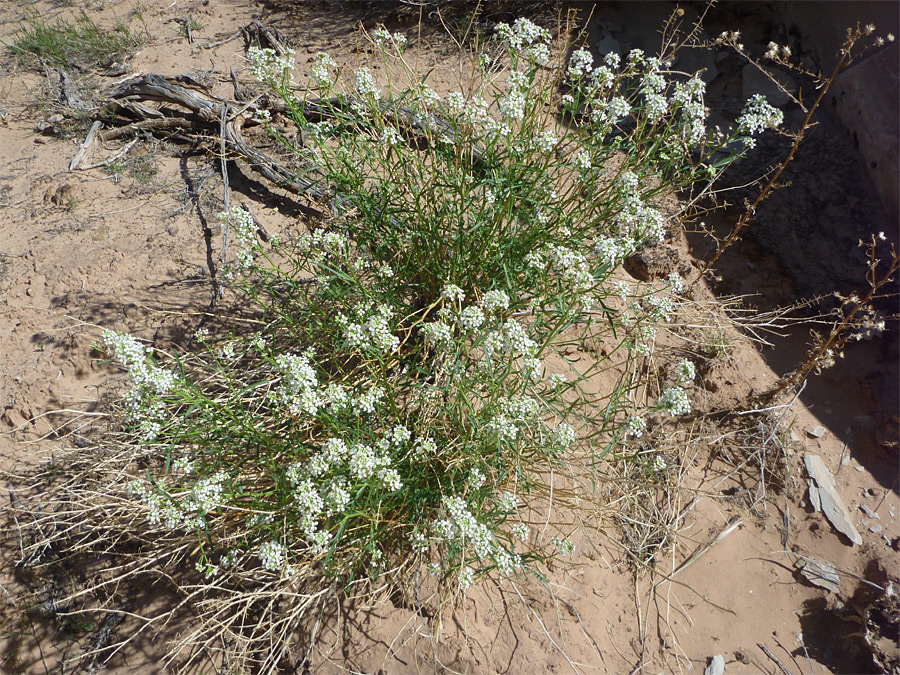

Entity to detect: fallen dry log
[69,70,490,220]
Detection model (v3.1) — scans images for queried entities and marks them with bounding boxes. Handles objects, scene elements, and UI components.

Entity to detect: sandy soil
[0,1,897,673]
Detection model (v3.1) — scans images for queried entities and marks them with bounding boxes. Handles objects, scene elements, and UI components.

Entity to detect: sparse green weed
[7,10,142,68]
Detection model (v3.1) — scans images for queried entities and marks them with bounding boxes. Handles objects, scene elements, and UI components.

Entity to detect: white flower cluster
[675,358,695,384]
[103,330,179,441]
[354,67,381,101]
[616,172,666,244]
[532,130,558,153]
[482,319,537,361]
[544,244,595,300]
[478,290,510,314]
[129,470,228,531]
[247,45,295,84]
[258,540,289,572]
[103,330,178,397]
[219,206,258,280]
[441,283,466,303]
[310,52,336,90]
[550,422,576,448]
[666,272,684,293]
[736,94,783,144]
[499,71,528,121]
[456,305,486,331]
[486,396,540,442]
[297,230,350,256]
[592,96,630,127]
[432,495,522,589]
[671,76,707,144]
[626,415,646,438]
[421,320,454,347]
[274,351,322,417]
[371,27,407,48]
[380,125,402,147]
[339,304,399,354]
[567,47,594,80]
[644,295,674,322]
[658,385,691,415]
[495,18,551,64]
[593,236,635,267]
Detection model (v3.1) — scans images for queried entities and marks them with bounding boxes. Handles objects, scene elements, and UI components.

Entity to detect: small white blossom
[478,290,510,313]
[354,67,381,100]
[675,359,696,384]
[658,386,691,415]
[457,305,485,330]
[258,540,289,572]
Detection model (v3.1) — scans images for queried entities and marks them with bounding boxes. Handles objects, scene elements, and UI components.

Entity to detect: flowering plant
[29,17,790,670]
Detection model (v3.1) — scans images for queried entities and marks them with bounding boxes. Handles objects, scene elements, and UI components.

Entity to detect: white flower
[644,93,668,121]
[354,67,381,100]
[274,352,322,416]
[551,537,575,555]
[457,305,485,330]
[310,52,336,89]
[737,94,783,136]
[495,18,550,52]
[567,47,594,80]
[380,126,403,147]
[512,523,530,542]
[548,373,567,388]
[458,566,474,590]
[550,422,576,448]
[626,416,646,438]
[532,130,558,152]
[414,436,437,458]
[498,491,518,511]
[666,272,684,293]
[675,359,695,384]
[446,91,465,113]
[441,284,465,303]
[258,540,288,572]
[658,386,691,415]
[247,45,295,84]
[478,290,510,313]
[574,150,592,172]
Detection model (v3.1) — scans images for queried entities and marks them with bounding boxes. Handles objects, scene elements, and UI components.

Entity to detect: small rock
[623,244,687,282]
[860,504,880,519]
[870,524,883,533]
[704,654,725,675]
[34,120,53,134]
[596,32,622,58]
[48,113,64,124]
[806,425,826,438]
[796,557,840,593]
[789,429,800,443]
[805,454,863,545]
[166,223,179,236]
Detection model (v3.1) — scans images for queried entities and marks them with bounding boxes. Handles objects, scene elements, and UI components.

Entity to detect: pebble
[166,224,179,236]
[870,524,883,533]
[860,504,879,519]
[806,425,826,438]
[704,654,725,675]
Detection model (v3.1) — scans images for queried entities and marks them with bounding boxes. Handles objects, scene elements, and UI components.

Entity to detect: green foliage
[8,10,142,68]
